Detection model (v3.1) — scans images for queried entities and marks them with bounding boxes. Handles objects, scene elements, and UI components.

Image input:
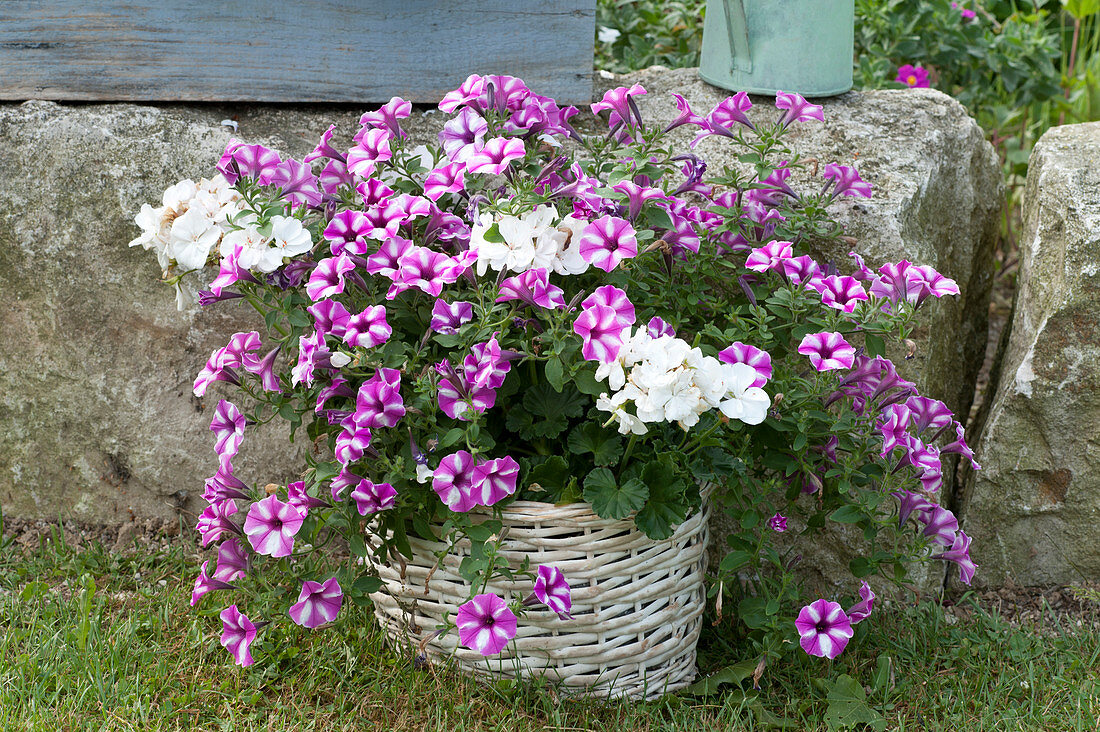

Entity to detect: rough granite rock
[0,69,1001,560]
[959,122,1100,587]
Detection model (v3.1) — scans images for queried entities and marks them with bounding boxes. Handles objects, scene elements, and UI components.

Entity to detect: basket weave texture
[369,496,711,700]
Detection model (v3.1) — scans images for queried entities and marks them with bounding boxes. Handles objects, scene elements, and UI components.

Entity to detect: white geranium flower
[257,215,314,272]
[598,26,621,44]
[168,207,221,270]
[551,215,591,276]
[719,363,771,425]
[161,179,198,213]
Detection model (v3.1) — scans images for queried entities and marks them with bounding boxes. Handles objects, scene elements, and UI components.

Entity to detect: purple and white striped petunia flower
[590,83,646,127]
[334,419,372,466]
[191,560,236,607]
[288,577,344,629]
[646,316,675,338]
[470,456,520,507]
[581,285,635,326]
[612,180,670,221]
[423,162,467,201]
[346,128,393,178]
[350,478,398,515]
[878,404,912,456]
[465,136,526,176]
[532,565,572,619]
[203,464,249,504]
[846,581,876,624]
[823,164,873,199]
[797,332,857,372]
[577,215,638,272]
[306,253,356,301]
[918,504,959,547]
[573,304,627,363]
[219,605,259,666]
[195,499,242,548]
[692,92,754,145]
[744,240,793,273]
[210,399,246,467]
[933,530,976,585]
[717,342,773,387]
[353,368,405,429]
[795,599,854,659]
[270,157,322,208]
[214,537,249,582]
[811,275,869,313]
[430,300,475,334]
[303,123,345,165]
[324,209,372,256]
[768,513,787,532]
[242,495,305,558]
[439,108,489,162]
[432,450,479,512]
[308,299,352,339]
[344,305,391,349]
[287,480,329,514]
[782,254,823,286]
[208,242,259,296]
[358,96,412,138]
[775,91,825,127]
[496,268,566,310]
[456,593,518,656]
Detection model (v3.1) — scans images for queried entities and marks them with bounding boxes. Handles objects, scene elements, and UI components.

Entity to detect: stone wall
[960,122,1100,587]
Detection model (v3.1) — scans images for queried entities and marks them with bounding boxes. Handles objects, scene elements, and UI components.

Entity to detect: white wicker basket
[369,496,711,700]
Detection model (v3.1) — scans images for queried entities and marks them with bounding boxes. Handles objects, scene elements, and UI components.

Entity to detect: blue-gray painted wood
[0,1,595,104]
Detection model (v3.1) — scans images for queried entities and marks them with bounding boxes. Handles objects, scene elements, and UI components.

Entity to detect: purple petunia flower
[243,495,305,558]
[439,108,488,163]
[795,599,854,659]
[432,450,479,512]
[242,345,282,393]
[893,490,935,528]
[573,304,627,363]
[768,513,787,532]
[303,123,346,165]
[878,404,912,456]
[334,419,372,466]
[291,329,332,387]
[345,305,391,349]
[940,422,981,470]
[287,480,329,514]
[353,368,405,429]
[933,531,976,584]
[647,316,675,338]
[581,285,636,326]
[664,92,707,133]
[365,236,413,279]
[896,64,931,88]
[577,215,639,272]
[387,246,475,299]
[358,96,412,139]
[612,180,670,221]
[219,605,259,666]
[590,83,646,132]
[346,128,393,178]
[917,504,959,547]
[193,331,262,396]
[270,157,322,208]
[532,565,572,619]
[745,240,793,272]
[308,299,352,339]
[214,537,249,582]
[350,478,398,515]
[465,137,526,176]
[423,162,467,201]
[430,300,475,335]
[195,499,242,548]
[846,581,876,624]
[470,456,520,507]
[496,268,566,310]
[306,253,356,301]
[219,141,281,186]
[782,254,823,286]
[288,577,344,629]
[191,560,236,607]
[319,159,354,195]
[456,593,518,656]
[775,91,825,128]
[208,243,260,296]
[810,275,869,313]
[439,74,488,113]
[203,464,249,504]
[718,342,773,387]
[798,332,857,372]
[324,210,371,256]
[210,399,246,467]
[823,164,873,199]
[693,92,755,146]
[905,396,955,439]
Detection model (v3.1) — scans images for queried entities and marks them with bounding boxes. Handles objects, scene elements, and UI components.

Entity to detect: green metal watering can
[699,0,854,97]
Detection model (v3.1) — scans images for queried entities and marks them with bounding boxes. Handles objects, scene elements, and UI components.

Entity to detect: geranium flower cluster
[134,73,978,672]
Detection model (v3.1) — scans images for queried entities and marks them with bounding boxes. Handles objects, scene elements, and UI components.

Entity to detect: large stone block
[959,122,1100,587]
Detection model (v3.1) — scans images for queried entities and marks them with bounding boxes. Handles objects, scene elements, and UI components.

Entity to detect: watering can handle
[724,0,753,72]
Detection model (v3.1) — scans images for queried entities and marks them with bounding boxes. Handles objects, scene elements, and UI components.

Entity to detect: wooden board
[0,1,595,104]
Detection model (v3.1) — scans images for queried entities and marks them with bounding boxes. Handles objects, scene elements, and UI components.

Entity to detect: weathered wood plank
[0,1,595,103]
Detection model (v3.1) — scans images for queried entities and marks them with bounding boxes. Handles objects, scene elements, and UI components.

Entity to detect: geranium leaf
[528,456,571,494]
[506,383,586,439]
[567,423,623,467]
[583,468,648,519]
[635,471,688,540]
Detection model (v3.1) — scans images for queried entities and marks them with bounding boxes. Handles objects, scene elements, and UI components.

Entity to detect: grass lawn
[0,526,1097,731]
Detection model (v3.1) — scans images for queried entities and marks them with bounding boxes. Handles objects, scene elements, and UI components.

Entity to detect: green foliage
[595,0,707,73]
[583,468,650,519]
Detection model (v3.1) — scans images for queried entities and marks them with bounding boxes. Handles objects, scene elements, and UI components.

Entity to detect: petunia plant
[132,74,978,677]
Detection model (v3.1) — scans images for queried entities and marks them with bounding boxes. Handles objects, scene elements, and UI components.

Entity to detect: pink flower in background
[896,64,931,88]
[664,92,707,133]
[219,605,258,666]
[243,495,305,558]
[718,342,773,387]
[775,91,825,127]
[646,316,675,338]
[578,215,638,272]
[288,577,344,628]
[350,478,398,515]
[573,304,627,363]
[768,513,787,532]
[465,137,526,176]
[532,565,572,619]
[951,2,977,20]
[219,141,281,185]
[456,593,518,656]
[934,531,976,585]
[847,582,876,624]
[795,599,854,659]
[797,332,857,371]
